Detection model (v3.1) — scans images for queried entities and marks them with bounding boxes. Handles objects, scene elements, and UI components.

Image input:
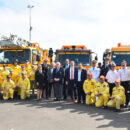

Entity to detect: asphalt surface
[0,99,130,130]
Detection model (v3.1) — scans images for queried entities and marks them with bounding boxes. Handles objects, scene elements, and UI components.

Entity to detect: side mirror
[48,48,53,57]
[36,54,41,61]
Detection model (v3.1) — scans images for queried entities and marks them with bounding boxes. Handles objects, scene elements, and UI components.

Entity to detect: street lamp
[27,5,34,42]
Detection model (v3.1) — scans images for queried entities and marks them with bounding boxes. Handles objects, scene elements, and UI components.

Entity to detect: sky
[0,0,130,62]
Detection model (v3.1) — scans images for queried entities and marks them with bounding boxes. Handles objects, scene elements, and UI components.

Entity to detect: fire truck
[55,45,98,70]
[0,34,49,67]
[104,43,130,69]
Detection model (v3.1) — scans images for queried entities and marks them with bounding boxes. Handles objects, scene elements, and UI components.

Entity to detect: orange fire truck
[55,45,97,70]
[103,43,130,69]
[0,34,49,67]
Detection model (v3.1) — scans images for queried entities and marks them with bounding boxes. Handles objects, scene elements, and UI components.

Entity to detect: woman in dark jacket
[35,64,47,100]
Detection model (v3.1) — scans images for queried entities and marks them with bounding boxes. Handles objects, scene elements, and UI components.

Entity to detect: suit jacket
[75,69,87,83]
[35,70,47,84]
[63,64,70,81]
[100,64,111,77]
[53,68,64,84]
[63,64,70,70]
[47,67,54,82]
[41,64,50,80]
[66,67,77,82]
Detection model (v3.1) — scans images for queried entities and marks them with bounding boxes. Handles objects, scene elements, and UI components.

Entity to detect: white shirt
[106,70,119,83]
[118,67,129,81]
[78,70,82,82]
[70,67,75,80]
[88,67,100,82]
[65,64,69,70]
[105,64,109,68]
[51,68,53,74]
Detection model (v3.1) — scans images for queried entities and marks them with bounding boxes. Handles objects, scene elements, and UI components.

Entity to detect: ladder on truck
[0,34,31,48]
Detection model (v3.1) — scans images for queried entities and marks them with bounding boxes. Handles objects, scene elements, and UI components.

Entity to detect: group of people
[0,57,130,112]
[0,59,34,100]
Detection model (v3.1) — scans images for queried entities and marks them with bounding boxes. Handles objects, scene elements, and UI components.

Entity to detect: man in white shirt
[88,60,100,82]
[106,62,119,95]
[75,63,87,104]
[118,60,130,107]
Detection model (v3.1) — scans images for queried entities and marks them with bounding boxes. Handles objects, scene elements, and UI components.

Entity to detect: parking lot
[0,99,130,130]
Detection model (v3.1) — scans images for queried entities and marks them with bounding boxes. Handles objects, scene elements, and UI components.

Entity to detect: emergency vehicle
[0,34,49,67]
[104,43,130,69]
[55,45,98,70]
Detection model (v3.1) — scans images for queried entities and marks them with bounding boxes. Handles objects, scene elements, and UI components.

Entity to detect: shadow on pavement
[1,99,130,130]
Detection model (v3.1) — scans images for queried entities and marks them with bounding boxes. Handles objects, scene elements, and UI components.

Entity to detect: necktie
[71,68,73,80]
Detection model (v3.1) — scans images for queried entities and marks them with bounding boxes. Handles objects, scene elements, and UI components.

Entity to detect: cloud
[0,0,130,62]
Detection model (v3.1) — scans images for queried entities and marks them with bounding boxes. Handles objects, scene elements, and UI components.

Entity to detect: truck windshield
[111,51,130,66]
[0,49,30,64]
[56,54,90,66]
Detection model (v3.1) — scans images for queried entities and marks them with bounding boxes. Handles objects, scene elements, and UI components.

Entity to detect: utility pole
[27,5,34,42]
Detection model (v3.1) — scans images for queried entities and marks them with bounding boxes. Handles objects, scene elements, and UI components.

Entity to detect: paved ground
[0,99,130,130]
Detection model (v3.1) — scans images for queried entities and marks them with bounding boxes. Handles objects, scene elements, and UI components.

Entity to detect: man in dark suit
[63,59,70,100]
[66,61,77,102]
[75,63,87,104]
[53,62,64,101]
[100,57,111,77]
[47,62,55,98]
[41,59,50,99]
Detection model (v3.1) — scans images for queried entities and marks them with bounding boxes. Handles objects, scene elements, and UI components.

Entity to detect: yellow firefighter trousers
[3,89,14,100]
[20,90,30,100]
[18,87,21,95]
[86,93,96,105]
[95,94,109,107]
[107,96,123,110]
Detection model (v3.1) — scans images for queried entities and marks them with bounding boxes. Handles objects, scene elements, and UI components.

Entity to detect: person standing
[83,73,97,105]
[75,63,87,104]
[66,61,77,102]
[88,60,100,82]
[63,59,70,100]
[100,57,111,77]
[28,65,36,96]
[1,64,10,83]
[95,76,110,109]
[9,70,16,83]
[25,60,31,75]
[10,59,21,78]
[0,64,10,92]
[118,60,130,107]
[107,79,126,112]
[53,62,64,101]
[47,62,55,98]
[106,62,119,96]
[35,64,46,101]
[42,59,49,99]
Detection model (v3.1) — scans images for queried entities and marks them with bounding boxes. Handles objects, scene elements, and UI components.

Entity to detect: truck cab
[55,45,97,70]
[110,43,130,69]
[0,43,42,67]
